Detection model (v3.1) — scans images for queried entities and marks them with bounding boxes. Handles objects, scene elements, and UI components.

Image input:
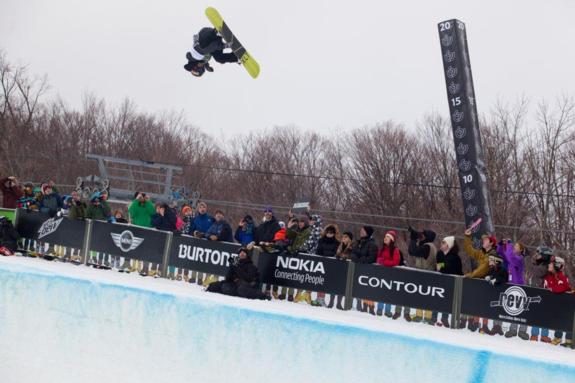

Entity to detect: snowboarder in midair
[184,27,238,77]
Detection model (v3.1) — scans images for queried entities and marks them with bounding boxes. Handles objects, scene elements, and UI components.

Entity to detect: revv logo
[490,286,542,316]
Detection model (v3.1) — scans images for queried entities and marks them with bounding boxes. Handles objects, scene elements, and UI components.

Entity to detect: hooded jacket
[151,207,177,231]
[409,229,437,271]
[128,199,155,228]
[463,234,493,279]
[234,221,255,245]
[316,232,340,258]
[286,224,311,254]
[0,178,23,209]
[301,214,323,255]
[497,242,525,285]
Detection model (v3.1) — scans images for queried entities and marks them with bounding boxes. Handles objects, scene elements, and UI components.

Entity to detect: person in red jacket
[543,256,573,347]
[376,230,401,317]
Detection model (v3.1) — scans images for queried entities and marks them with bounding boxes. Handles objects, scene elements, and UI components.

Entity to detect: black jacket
[0,218,19,251]
[409,229,437,259]
[351,236,378,264]
[487,266,509,285]
[436,248,463,275]
[316,236,340,258]
[226,257,260,287]
[254,216,281,244]
[151,208,177,232]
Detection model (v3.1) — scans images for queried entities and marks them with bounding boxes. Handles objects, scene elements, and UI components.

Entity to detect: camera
[228,254,239,267]
[535,246,553,265]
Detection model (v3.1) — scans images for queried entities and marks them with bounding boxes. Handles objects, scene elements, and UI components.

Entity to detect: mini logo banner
[111,230,145,252]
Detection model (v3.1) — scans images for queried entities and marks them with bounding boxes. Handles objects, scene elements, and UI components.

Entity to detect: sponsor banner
[90,220,166,264]
[0,208,16,223]
[15,209,86,249]
[461,278,575,332]
[352,264,455,313]
[438,19,495,245]
[258,252,348,295]
[168,235,241,276]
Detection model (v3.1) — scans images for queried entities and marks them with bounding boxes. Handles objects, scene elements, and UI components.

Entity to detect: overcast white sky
[1,0,574,137]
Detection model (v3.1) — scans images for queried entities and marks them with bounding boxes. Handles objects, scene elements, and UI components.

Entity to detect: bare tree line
[1,51,575,277]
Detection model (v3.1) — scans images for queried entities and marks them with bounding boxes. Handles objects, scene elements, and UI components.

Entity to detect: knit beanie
[442,236,455,251]
[363,226,374,238]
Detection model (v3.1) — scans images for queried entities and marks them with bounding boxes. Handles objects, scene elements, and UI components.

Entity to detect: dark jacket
[436,247,463,275]
[351,236,378,264]
[316,236,340,258]
[0,178,23,209]
[40,193,62,216]
[206,219,233,242]
[151,208,177,231]
[226,257,260,287]
[234,222,255,245]
[86,202,110,221]
[68,201,87,220]
[409,229,437,259]
[486,266,509,286]
[0,218,19,251]
[254,216,281,244]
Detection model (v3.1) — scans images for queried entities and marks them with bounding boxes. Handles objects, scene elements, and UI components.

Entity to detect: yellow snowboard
[205,7,260,79]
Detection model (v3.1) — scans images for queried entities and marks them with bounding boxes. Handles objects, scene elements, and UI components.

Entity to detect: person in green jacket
[67,190,87,220]
[128,192,155,228]
[86,193,111,221]
[127,191,156,274]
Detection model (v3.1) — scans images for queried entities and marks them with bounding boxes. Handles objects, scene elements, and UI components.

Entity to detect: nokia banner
[89,220,167,264]
[438,19,495,244]
[16,209,86,249]
[169,235,241,276]
[352,264,455,313]
[258,253,348,295]
[461,279,575,332]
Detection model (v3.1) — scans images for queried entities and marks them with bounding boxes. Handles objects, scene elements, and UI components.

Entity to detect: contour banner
[438,19,495,243]
[352,264,455,313]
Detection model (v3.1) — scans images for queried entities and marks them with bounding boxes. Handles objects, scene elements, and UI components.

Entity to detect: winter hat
[182,206,193,215]
[342,231,354,241]
[264,206,273,213]
[278,221,286,229]
[442,236,455,251]
[363,226,374,238]
[385,230,397,242]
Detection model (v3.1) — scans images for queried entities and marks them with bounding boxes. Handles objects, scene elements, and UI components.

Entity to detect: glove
[489,279,497,286]
[485,276,492,282]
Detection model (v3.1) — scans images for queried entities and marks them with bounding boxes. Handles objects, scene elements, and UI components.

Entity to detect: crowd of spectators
[1,175,573,348]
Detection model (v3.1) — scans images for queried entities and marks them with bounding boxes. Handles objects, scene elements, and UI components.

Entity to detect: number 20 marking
[440,22,452,31]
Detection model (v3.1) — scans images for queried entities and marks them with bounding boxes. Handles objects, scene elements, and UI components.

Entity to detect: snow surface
[0,256,573,383]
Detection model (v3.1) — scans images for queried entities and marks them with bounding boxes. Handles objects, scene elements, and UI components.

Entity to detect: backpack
[0,217,19,252]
